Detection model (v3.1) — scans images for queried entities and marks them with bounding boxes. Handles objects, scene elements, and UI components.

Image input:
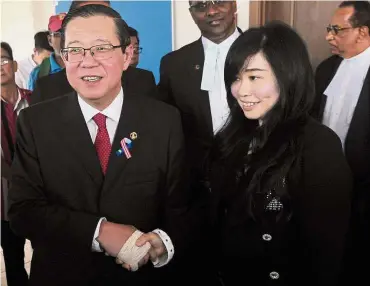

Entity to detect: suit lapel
[186,39,214,137]
[57,93,104,187]
[101,94,141,193]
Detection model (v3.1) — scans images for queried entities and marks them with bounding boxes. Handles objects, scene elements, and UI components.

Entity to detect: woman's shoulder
[301,117,343,151]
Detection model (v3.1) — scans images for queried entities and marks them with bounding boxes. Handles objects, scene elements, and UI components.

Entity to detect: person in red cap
[27,13,67,90]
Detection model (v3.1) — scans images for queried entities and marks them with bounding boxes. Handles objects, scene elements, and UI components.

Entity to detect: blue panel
[56,1,173,83]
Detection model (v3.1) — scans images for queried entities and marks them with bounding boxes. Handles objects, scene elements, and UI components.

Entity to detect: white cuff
[152,229,174,267]
[92,217,106,252]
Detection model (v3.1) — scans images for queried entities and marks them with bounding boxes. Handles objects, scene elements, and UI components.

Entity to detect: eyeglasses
[0,58,11,66]
[326,24,356,35]
[60,44,123,63]
[133,47,143,55]
[49,31,62,37]
[189,1,228,13]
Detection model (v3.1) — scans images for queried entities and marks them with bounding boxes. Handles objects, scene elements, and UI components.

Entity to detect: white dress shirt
[77,89,173,267]
[201,28,240,133]
[323,46,370,148]
[15,56,37,90]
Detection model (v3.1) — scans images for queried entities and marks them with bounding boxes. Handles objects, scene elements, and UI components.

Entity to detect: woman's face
[231,52,280,121]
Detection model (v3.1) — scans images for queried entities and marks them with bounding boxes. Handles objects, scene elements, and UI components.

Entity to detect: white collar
[78,87,124,124]
[342,45,370,65]
[202,28,240,52]
[201,28,240,92]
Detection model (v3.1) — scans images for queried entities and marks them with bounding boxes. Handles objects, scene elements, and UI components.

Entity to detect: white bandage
[116,230,151,271]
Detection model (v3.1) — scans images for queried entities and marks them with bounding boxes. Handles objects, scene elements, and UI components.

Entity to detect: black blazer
[313,55,370,213]
[158,39,213,186]
[31,66,158,105]
[210,118,352,286]
[8,92,192,286]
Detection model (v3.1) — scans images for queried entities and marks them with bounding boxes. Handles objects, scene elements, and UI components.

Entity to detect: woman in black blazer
[208,22,352,286]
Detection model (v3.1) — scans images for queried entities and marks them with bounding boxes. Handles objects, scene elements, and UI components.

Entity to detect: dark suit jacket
[8,92,192,286]
[210,118,352,286]
[158,39,213,186]
[313,55,370,215]
[31,66,157,105]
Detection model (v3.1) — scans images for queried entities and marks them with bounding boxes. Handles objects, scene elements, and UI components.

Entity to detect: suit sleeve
[8,110,100,252]
[157,55,175,104]
[162,109,196,258]
[296,125,352,285]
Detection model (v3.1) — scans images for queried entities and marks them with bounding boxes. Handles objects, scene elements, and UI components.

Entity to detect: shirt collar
[49,53,63,73]
[1,88,28,110]
[343,45,370,66]
[202,28,240,52]
[78,87,124,124]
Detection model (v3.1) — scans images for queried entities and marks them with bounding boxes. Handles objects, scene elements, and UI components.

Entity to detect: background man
[157,1,240,283]
[28,13,66,90]
[1,41,30,286]
[313,1,370,284]
[127,26,141,67]
[15,31,53,89]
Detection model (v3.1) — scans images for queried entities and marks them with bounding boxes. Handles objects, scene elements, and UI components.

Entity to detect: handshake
[96,221,168,271]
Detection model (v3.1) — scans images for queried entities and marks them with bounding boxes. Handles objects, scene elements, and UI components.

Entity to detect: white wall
[172,0,249,50]
[0,0,55,61]
[0,0,249,60]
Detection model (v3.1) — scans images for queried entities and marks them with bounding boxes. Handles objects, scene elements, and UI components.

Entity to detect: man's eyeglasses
[189,1,228,13]
[133,47,143,55]
[0,58,11,66]
[60,44,123,63]
[326,24,356,35]
[50,31,62,37]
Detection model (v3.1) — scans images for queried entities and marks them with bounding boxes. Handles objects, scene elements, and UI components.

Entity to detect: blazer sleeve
[162,108,199,258]
[296,124,352,286]
[157,55,175,104]
[8,109,100,252]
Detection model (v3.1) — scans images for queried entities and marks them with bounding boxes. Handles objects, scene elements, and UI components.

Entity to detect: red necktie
[93,113,111,174]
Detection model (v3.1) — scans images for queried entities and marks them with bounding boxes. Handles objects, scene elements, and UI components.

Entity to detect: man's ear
[358,26,370,40]
[13,60,18,73]
[47,35,53,47]
[122,44,133,71]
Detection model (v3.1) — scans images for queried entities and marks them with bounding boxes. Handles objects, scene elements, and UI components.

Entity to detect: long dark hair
[211,21,315,220]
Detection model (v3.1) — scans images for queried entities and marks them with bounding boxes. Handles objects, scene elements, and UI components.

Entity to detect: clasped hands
[96,221,167,271]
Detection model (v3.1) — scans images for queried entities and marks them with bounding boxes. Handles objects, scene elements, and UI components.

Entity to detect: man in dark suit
[30,66,157,105]
[158,0,240,191]
[313,1,370,284]
[8,5,192,286]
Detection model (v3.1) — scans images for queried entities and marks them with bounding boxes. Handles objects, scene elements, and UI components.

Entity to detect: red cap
[48,13,67,32]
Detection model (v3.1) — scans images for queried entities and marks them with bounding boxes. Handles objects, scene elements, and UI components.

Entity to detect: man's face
[1,48,17,86]
[326,6,360,58]
[48,31,62,55]
[62,15,131,106]
[189,1,236,43]
[130,36,139,67]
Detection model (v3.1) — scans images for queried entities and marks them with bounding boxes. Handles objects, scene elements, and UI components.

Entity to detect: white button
[269,271,279,280]
[262,234,272,241]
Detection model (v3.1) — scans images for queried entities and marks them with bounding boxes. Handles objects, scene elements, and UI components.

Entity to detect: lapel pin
[116,138,132,159]
[195,64,200,70]
[130,132,138,140]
